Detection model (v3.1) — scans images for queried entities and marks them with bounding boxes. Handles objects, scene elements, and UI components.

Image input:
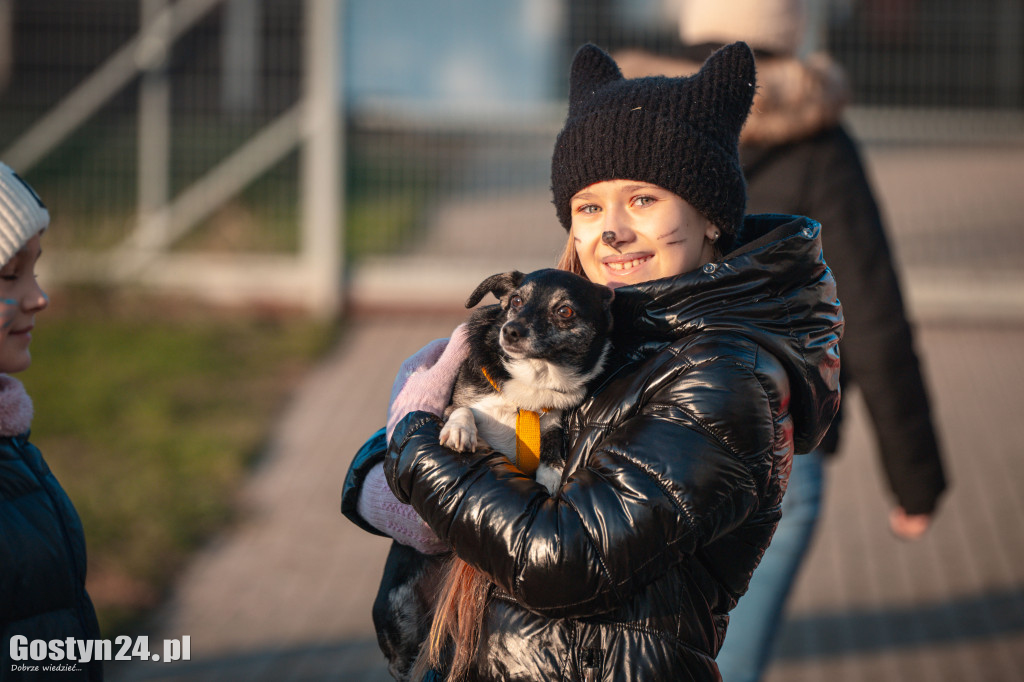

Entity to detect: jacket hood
[610,213,842,452]
[613,48,850,146]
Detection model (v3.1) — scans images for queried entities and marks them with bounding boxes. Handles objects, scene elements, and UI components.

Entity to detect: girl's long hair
[556,230,585,276]
[412,230,582,681]
[411,555,489,680]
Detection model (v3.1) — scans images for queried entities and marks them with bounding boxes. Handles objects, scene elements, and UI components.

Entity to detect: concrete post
[301,0,343,317]
[138,0,172,249]
[222,0,262,113]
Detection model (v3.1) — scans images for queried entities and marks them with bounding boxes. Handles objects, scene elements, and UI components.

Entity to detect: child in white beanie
[0,162,103,680]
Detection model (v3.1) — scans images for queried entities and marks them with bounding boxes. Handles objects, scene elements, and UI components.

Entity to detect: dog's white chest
[469,394,559,459]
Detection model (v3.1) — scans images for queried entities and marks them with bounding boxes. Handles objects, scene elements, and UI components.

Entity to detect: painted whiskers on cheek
[656,226,684,245]
[0,300,17,331]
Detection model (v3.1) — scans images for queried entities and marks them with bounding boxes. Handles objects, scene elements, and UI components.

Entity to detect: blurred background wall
[0,0,1021,319]
[2,3,1022,679]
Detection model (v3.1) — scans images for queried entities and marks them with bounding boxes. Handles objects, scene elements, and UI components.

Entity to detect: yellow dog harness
[481,367,547,475]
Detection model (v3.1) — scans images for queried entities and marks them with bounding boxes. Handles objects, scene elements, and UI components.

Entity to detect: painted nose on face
[601,206,634,250]
[601,229,626,253]
[502,321,527,344]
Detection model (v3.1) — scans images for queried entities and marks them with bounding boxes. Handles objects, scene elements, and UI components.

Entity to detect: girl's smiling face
[570,180,719,288]
[0,233,48,374]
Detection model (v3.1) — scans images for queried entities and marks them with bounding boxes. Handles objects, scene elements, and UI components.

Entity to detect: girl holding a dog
[345,41,843,681]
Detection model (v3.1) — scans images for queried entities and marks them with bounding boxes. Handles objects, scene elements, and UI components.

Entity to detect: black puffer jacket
[385,214,843,681]
[1,379,102,681]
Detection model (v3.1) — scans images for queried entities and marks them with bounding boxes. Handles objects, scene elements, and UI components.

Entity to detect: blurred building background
[2,2,1023,681]
[1,0,1021,317]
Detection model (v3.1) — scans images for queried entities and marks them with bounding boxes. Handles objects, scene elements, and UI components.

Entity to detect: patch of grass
[346,189,429,256]
[18,288,338,636]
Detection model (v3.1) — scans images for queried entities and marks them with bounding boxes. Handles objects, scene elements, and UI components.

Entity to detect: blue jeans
[716,450,825,682]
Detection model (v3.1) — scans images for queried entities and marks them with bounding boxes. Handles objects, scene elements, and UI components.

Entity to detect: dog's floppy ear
[466,271,525,308]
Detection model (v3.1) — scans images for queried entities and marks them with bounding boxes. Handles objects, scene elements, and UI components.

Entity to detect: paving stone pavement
[107,314,466,682]
[105,316,1024,682]
[765,322,1024,682]
[107,144,1024,681]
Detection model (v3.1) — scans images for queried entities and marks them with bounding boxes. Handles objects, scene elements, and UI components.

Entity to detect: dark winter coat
[1,378,103,681]
[742,129,947,512]
[382,214,842,681]
[614,46,947,515]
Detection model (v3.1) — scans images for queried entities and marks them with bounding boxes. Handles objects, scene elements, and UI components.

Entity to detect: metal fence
[348,0,1024,324]
[0,0,339,314]
[1,0,1021,315]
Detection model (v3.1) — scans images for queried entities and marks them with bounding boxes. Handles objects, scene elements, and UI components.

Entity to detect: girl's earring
[709,231,720,243]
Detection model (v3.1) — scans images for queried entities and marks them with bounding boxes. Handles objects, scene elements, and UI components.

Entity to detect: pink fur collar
[0,374,34,436]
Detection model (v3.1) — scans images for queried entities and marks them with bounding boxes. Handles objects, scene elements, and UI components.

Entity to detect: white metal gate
[1,0,342,316]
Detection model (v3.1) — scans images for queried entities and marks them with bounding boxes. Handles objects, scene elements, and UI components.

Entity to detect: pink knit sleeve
[385,324,470,442]
[356,462,448,554]
[353,324,470,552]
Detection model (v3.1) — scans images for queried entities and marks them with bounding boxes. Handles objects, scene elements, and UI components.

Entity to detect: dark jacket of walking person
[739,62,946,517]
[615,0,947,532]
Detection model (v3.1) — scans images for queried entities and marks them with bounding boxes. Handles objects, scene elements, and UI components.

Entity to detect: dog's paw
[536,463,564,495]
[440,407,478,452]
[440,424,477,452]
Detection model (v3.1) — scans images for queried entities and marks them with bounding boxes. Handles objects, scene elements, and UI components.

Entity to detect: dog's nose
[502,322,526,344]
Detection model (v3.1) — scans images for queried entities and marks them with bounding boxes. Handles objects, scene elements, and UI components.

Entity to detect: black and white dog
[372,268,614,681]
[440,268,615,490]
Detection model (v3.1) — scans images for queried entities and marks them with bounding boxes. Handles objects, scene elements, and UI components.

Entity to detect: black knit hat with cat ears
[551,41,756,239]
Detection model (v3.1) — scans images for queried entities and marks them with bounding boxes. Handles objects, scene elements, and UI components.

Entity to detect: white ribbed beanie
[0,162,49,266]
[680,0,808,57]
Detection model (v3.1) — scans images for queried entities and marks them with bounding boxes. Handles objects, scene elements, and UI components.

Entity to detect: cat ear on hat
[568,43,623,111]
[690,41,758,135]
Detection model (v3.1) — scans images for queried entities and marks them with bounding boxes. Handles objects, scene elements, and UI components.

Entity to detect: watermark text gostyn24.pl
[10,635,191,666]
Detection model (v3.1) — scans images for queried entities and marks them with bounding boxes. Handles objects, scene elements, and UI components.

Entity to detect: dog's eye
[510,295,523,308]
[556,305,575,319]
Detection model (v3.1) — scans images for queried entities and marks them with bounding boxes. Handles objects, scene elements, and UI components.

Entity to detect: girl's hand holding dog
[386,323,470,442]
[358,464,450,554]
[356,324,470,554]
